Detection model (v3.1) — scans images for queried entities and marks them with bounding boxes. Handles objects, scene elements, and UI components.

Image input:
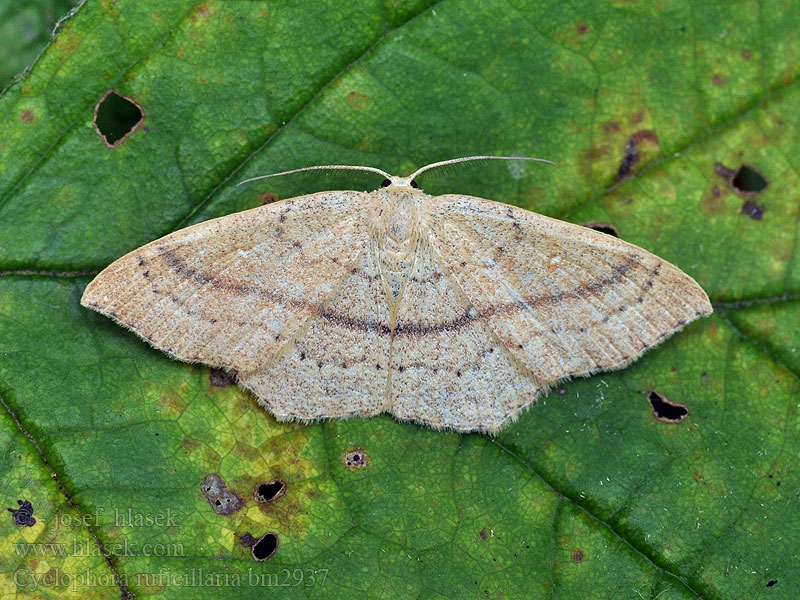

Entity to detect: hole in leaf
[647,390,689,423]
[251,532,279,561]
[581,221,620,237]
[254,479,286,503]
[344,448,369,470]
[766,580,778,588]
[7,500,36,527]
[93,90,145,147]
[732,164,768,194]
[715,162,768,197]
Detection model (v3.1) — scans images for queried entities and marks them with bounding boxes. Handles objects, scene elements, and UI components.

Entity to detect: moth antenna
[237,165,392,186]
[408,155,556,181]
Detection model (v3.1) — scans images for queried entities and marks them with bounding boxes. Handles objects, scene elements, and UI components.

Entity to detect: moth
[82,156,712,434]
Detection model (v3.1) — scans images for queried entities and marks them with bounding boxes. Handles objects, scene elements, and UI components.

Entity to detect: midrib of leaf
[490,438,705,599]
[0,391,135,599]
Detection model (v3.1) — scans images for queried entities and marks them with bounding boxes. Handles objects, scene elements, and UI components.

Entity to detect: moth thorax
[386,203,416,243]
[381,216,420,299]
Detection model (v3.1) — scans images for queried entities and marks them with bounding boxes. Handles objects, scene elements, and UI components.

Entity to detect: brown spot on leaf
[581,221,620,237]
[742,49,752,60]
[200,474,243,515]
[647,390,689,423]
[479,527,488,540]
[571,549,585,562]
[702,185,726,217]
[741,199,764,220]
[711,73,727,86]
[576,23,589,34]
[344,448,369,470]
[617,130,659,180]
[630,130,659,146]
[183,437,200,454]
[714,162,736,180]
[254,479,286,503]
[617,140,639,180]
[159,388,187,415]
[239,532,256,547]
[93,90,145,148]
[210,368,235,387]
[346,91,368,111]
[20,110,35,123]
[260,192,279,205]
[251,532,279,561]
[8,500,36,527]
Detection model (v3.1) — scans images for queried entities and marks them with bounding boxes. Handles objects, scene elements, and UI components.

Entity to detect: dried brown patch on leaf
[647,390,689,423]
[20,110,35,123]
[571,549,585,562]
[200,474,243,515]
[209,367,235,387]
[714,162,736,181]
[343,448,369,470]
[741,199,764,220]
[617,130,659,180]
[260,192,279,205]
[8,500,36,526]
[346,91,368,110]
[158,387,187,416]
[182,437,201,455]
[702,185,726,217]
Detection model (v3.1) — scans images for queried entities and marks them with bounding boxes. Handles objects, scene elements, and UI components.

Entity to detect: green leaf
[0,0,81,91]
[1,1,798,598]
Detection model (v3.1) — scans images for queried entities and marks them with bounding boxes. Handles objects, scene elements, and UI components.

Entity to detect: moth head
[380,176,420,190]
